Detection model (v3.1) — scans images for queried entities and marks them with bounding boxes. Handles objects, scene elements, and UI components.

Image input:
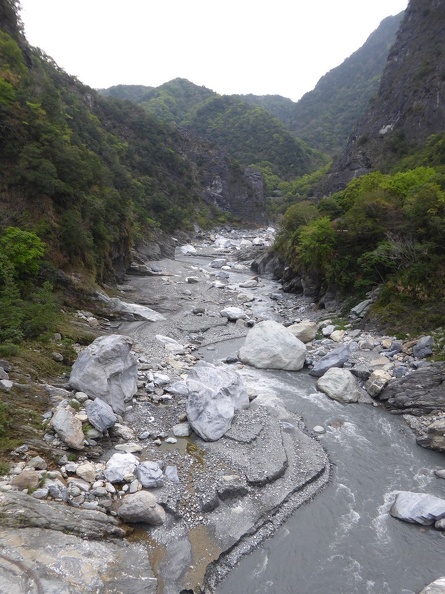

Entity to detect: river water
[213,364,445,594]
[135,246,445,593]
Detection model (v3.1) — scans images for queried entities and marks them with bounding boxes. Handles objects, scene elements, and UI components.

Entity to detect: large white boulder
[117,491,165,525]
[185,362,249,441]
[390,491,445,525]
[316,368,360,403]
[69,335,138,415]
[239,320,306,371]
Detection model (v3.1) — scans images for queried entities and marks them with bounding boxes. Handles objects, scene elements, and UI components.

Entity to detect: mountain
[0,8,266,288]
[289,13,404,156]
[99,79,326,179]
[323,0,445,193]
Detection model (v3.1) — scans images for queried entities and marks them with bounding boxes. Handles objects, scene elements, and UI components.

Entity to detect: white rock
[239,320,306,371]
[316,368,360,403]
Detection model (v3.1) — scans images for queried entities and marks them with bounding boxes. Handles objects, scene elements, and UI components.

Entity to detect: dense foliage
[275,134,445,331]
[100,78,326,180]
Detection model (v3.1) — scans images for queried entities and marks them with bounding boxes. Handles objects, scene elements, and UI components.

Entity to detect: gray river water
[213,363,445,594]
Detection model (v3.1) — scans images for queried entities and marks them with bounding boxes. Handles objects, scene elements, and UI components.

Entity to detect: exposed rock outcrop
[323,0,445,194]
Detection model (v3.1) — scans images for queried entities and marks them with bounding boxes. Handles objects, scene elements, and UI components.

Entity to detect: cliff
[323,0,445,194]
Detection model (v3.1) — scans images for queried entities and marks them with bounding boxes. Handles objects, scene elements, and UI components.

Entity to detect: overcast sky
[19,0,408,102]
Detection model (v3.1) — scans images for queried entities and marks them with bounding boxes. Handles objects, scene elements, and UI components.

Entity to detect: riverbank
[0,226,444,594]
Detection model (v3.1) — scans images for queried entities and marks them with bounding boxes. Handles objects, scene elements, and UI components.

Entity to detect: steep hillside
[289,13,404,156]
[323,0,445,193]
[185,95,324,179]
[0,8,266,288]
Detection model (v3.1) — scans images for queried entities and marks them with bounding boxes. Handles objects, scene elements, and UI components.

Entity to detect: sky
[19,0,409,102]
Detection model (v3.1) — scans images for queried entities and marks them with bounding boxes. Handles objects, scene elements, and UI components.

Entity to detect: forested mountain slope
[288,13,404,156]
[100,78,326,179]
[0,4,266,289]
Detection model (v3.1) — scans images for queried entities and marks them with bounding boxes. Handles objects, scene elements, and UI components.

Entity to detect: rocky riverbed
[0,227,444,594]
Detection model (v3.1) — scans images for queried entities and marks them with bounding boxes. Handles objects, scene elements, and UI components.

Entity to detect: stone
[85,397,117,433]
[76,462,97,483]
[287,320,318,343]
[185,361,249,441]
[313,425,326,434]
[330,330,345,342]
[310,342,358,377]
[136,461,164,488]
[237,292,255,303]
[322,324,335,336]
[413,335,434,358]
[105,453,139,483]
[180,244,197,255]
[420,577,445,594]
[220,306,248,321]
[112,423,136,441]
[172,422,191,437]
[350,299,372,317]
[74,391,89,403]
[10,469,40,490]
[0,379,13,392]
[435,469,445,479]
[51,405,85,450]
[365,369,392,397]
[239,320,307,371]
[186,276,200,283]
[0,491,125,538]
[421,418,445,452]
[69,334,138,415]
[165,466,180,483]
[117,491,165,525]
[239,279,258,288]
[210,258,227,269]
[390,491,445,525]
[316,368,360,403]
[26,456,47,470]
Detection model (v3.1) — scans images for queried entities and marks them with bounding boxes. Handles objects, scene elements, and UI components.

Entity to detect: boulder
[239,320,307,371]
[316,368,360,403]
[420,578,445,594]
[413,335,434,358]
[51,406,85,450]
[10,469,40,490]
[419,418,445,452]
[379,363,445,413]
[85,397,117,433]
[105,453,139,483]
[220,307,248,321]
[180,244,197,255]
[185,361,249,441]
[390,491,445,525]
[287,320,318,343]
[350,299,372,317]
[69,334,138,415]
[117,491,165,525]
[365,369,392,397]
[210,258,227,269]
[136,461,164,488]
[309,342,357,377]
[0,491,125,538]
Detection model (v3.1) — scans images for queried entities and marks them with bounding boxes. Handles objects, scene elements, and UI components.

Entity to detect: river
[210,364,445,594]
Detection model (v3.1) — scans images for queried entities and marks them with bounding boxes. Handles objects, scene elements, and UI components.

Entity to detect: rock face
[316,368,360,403]
[323,0,445,193]
[390,491,445,525]
[379,363,445,413]
[0,491,125,538]
[239,320,307,371]
[69,334,138,415]
[185,362,249,441]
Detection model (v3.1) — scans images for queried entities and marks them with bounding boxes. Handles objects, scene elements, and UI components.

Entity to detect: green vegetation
[275,135,445,332]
